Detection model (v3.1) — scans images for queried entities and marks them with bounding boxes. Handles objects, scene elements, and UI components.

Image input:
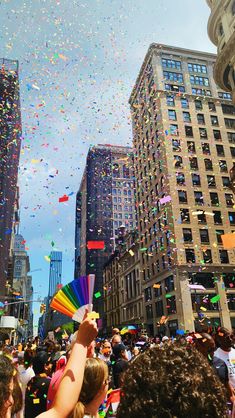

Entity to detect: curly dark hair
[117,343,227,418]
[0,355,15,417]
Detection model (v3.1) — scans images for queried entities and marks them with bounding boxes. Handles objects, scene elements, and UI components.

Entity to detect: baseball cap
[112,343,127,358]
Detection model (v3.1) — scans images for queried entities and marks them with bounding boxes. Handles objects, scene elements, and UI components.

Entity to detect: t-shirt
[25,374,51,418]
[112,359,128,389]
[212,356,229,384]
[46,365,65,409]
[214,347,235,388]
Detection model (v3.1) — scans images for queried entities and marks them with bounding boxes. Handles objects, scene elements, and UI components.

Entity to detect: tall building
[0,59,22,295]
[206,0,235,104]
[103,230,143,333]
[130,43,235,336]
[74,144,136,315]
[48,251,62,298]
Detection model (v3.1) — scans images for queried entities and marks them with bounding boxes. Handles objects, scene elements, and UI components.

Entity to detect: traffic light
[40,303,46,314]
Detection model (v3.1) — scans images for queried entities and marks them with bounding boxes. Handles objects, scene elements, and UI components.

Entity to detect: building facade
[48,251,62,298]
[74,144,136,316]
[206,0,235,104]
[0,59,22,296]
[103,230,143,333]
[130,43,235,336]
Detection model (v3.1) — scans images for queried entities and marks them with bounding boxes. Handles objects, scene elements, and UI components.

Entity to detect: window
[202,143,210,154]
[185,126,193,137]
[165,275,175,292]
[174,155,183,168]
[167,296,177,315]
[167,95,175,106]
[216,230,224,244]
[197,114,205,124]
[168,109,177,120]
[187,141,195,153]
[207,175,216,187]
[198,212,207,224]
[199,128,207,139]
[165,84,185,93]
[219,92,232,100]
[219,160,228,172]
[188,63,207,74]
[221,103,235,115]
[146,304,153,319]
[176,172,185,185]
[200,229,209,244]
[195,100,202,110]
[204,159,213,170]
[178,190,187,203]
[192,173,201,186]
[216,144,225,156]
[232,1,235,15]
[185,249,195,263]
[183,228,193,242]
[172,139,181,151]
[208,102,216,112]
[192,88,211,96]
[181,98,189,108]
[210,192,219,206]
[211,115,219,126]
[229,212,235,225]
[213,130,221,140]
[225,118,235,129]
[203,249,212,263]
[180,208,190,223]
[219,250,229,264]
[155,300,164,317]
[162,58,181,70]
[228,132,235,143]
[170,124,178,135]
[222,176,230,187]
[213,211,223,225]
[194,191,204,205]
[190,157,198,170]
[190,75,209,86]
[183,112,191,123]
[230,147,235,158]
[225,193,234,207]
[164,71,183,83]
[144,287,152,302]
[218,22,224,37]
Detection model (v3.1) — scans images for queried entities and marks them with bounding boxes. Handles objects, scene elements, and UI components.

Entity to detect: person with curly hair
[116,343,228,418]
[0,354,15,418]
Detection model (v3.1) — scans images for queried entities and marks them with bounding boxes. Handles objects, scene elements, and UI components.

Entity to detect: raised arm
[38,315,98,418]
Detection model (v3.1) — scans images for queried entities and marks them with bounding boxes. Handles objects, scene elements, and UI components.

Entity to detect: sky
[0,0,216,328]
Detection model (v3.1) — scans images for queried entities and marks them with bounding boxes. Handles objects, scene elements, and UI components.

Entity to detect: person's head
[132,347,139,357]
[11,372,23,416]
[112,328,120,336]
[215,327,233,351]
[72,358,108,418]
[117,344,227,418]
[194,333,216,359]
[101,340,111,357]
[0,355,15,417]
[111,334,121,347]
[24,349,33,369]
[32,351,48,375]
[113,343,128,361]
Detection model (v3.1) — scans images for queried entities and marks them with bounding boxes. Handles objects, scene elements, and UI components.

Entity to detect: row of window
[113,205,134,211]
[162,58,207,74]
[113,197,133,203]
[173,139,229,155]
[182,227,226,244]
[180,208,232,225]
[178,189,234,208]
[176,172,233,193]
[113,213,134,219]
[169,120,235,137]
[113,188,133,196]
[174,155,233,172]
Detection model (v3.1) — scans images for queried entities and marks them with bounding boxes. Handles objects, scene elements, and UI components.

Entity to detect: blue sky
[0,0,215,328]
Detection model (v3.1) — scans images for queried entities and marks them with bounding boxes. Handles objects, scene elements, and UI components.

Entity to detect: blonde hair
[73,358,108,418]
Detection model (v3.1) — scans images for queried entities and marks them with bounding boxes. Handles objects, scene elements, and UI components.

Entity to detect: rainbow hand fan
[50,275,95,323]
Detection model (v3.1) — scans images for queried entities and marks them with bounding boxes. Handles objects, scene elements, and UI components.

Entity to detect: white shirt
[214,347,235,388]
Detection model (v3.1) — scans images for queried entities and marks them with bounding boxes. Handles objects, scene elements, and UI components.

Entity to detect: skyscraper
[48,251,62,298]
[74,144,136,314]
[130,43,235,335]
[206,0,235,104]
[0,59,22,296]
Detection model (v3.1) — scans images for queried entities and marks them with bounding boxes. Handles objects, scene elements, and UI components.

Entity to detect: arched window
[218,22,224,37]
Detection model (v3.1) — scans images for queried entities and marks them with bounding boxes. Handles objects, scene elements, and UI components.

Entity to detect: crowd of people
[1,316,235,417]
